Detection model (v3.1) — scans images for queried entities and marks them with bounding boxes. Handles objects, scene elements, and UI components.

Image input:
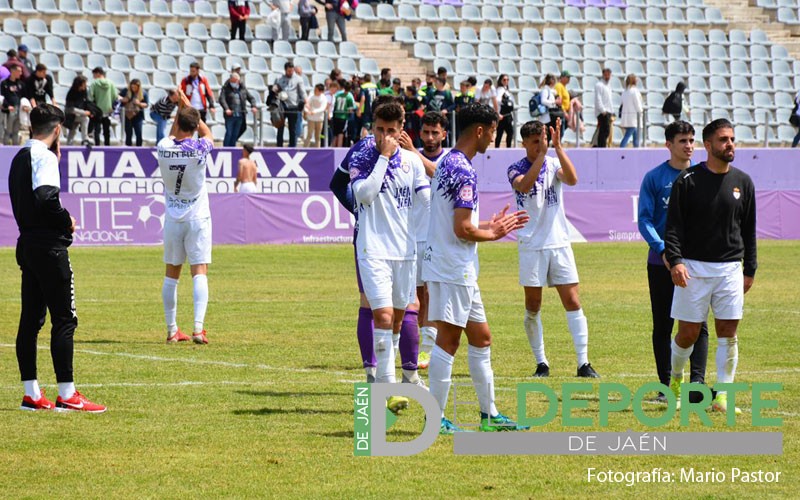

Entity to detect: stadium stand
[0,0,798,146]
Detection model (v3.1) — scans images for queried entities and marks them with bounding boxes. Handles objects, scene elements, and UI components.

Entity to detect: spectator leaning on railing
[619,74,643,148]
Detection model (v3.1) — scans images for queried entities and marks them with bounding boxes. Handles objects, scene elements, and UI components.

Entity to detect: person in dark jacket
[25,64,54,107]
[219,72,257,147]
[662,82,687,123]
[64,75,92,145]
[229,0,251,41]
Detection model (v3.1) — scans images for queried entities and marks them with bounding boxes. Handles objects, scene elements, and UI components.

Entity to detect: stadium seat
[110,54,132,73]
[435,43,456,60]
[415,27,436,44]
[376,4,399,21]
[413,43,434,61]
[337,57,358,75]
[172,0,194,18]
[455,59,475,75]
[13,0,35,12]
[39,52,62,71]
[706,7,727,25]
[149,0,170,17]
[733,93,756,112]
[418,4,440,21]
[462,5,481,22]
[138,38,160,57]
[398,4,420,21]
[355,3,377,21]
[62,53,85,73]
[394,26,414,44]
[44,36,67,55]
[315,57,334,75]
[752,75,773,92]
[57,69,77,86]
[165,22,188,41]
[252,40,273,58]
[709,76,730,92]
[35,0,58,13]
[439,27,458,43]
[211,23,231,41]
[708,29,729,48]
[439,4,460,22]
[503,5,525,24]
[91,37,114,56]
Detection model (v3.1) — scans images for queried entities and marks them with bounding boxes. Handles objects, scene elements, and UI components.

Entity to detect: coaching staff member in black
[664,118,756,415]
[8,104,106,413]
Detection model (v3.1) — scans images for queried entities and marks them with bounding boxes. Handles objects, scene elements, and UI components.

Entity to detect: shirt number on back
[170,164,186,195]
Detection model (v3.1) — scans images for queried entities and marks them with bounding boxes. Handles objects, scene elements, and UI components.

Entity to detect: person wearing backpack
[495,74,515,148]
[790,90,800,148]
[662,82,688,123]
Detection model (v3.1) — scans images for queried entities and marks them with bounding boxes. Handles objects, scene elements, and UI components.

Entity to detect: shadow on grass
[236,390,349,397]
[232,407,348,416]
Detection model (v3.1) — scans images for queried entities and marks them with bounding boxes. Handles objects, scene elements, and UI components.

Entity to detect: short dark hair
[314,83,325,92]
[342,80,352,92]
[457,103,498,132]
[284,61,294,70]
[34,63,46,72]
[422,111,448,129]
[520,120,546,139]
[92,66,106,76]
[363,73,372,82]
[243,144,254,155]
[665,120,695,142]
[189,62,200,69]
[392,78,401,86]
[702,118,734,142]
[373,101,404,123]
[373,94,403,110]
[176,107,201,133]
[30,103,65,137]
[7,49,17,58]
[379,78,390,88]
[467,76,477,86]
[436,66,447,75]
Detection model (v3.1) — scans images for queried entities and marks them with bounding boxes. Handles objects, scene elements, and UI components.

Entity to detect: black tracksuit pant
[16,243,77,383]
[647,263,708,386]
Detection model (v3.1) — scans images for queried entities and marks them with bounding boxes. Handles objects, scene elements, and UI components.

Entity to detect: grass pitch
[0,241,797,499]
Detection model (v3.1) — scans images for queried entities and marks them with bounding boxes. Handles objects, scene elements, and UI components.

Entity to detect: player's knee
[525,298,542,312]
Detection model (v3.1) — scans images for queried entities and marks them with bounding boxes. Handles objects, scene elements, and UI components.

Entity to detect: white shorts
[427,281,487,328]
[519,246,579,287]
[163,217,213,266]
[416,241,426,287]
[358,258,416,310]
[671,268,744,322]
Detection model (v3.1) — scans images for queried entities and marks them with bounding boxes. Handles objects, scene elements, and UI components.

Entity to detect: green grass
[0,241,797,499]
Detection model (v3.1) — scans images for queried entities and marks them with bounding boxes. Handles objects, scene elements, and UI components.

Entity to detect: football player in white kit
[507,119,599,378]
[423,103,530,434]
[349,100,431,391]
[157,91,214,345]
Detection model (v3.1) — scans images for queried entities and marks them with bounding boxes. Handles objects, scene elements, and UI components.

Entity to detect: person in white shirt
[475,79,498,113]
[507,119,600,379]
[423,103,530,434]
[538,74,558,127]
[304,83,328,147]
[349,100,431,391]
[157,90,215,345]
[619,74,644,148]
[594,68,614,148]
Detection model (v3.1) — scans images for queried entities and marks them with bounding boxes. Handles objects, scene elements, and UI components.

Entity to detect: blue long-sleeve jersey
[638,161,692,265]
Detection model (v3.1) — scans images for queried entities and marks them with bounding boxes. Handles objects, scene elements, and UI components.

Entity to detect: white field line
[0,344,350,376]
[0,380,276,390]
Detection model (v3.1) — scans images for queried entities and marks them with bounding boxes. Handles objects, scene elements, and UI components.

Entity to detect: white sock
[58,382,76,400]
[374,329,396,383]
[468,345,499,417]
[365,366,376,382]
[162,277,179,334]
[671,338,694,379]
[23,380,41,400]
[715,337,739,395]
[420,326,437,354]
[192,274,208,334]
[392,333,400,353]
[566,309,589,368]
[524,310,548,365]
[402,369,420,383]
[429,345,454,418]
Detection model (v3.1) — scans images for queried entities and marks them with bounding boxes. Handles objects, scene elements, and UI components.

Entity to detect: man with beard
[665,119,757,415]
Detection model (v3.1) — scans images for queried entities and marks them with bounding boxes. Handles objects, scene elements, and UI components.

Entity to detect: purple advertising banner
[1,146,799,246]
[1,191,798,247]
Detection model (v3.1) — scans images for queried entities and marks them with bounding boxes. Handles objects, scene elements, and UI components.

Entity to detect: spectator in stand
[120,79,149,147]
[304,83,328,147]
[275,61,307,147]
[594,68,613,148]
[436,66,451,91]
[347,74,362,146]
[359,73,379,137]
[17,45,36,77]
[295,66,309,140]
[791,90,800,148]
[554,70,571,135]
[64,75,92,146]
[273,0,292,41]
[299,0,317,41]
[149,89,180,144]
[619,74,644,148]
[26,64,55,107]
[419,71,436,100]
[538,74,557,131]
[403,85,423,146]
[662,82,689,124]
[425,77,454,116]
[320,0,347,42]
[475,78,498,113]
[454,79,475,139]
[180,62,215,124]
[1,66,25,145]
[220,72,258,147]
[88,67,118,146]
[331,79,356,147]
[495,74,514,148]
[229,0,251,41]
[380,67,391,82]
[3,50,29,80]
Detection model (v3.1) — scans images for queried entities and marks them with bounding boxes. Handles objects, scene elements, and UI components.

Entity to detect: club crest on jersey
[401,159,411,173]
[733,187,741,200]
[459,185,474,202]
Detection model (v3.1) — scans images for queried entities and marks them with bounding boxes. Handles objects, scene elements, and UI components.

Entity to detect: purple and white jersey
[422,149,480,286]
[413,148,446,243]
[349,141,430,260]
[507,155,569,250]
[157,136,213,222]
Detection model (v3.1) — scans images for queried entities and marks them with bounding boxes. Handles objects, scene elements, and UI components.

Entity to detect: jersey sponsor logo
[733,187,741,200]
[459,185,474,202]
[395,186,412,209]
